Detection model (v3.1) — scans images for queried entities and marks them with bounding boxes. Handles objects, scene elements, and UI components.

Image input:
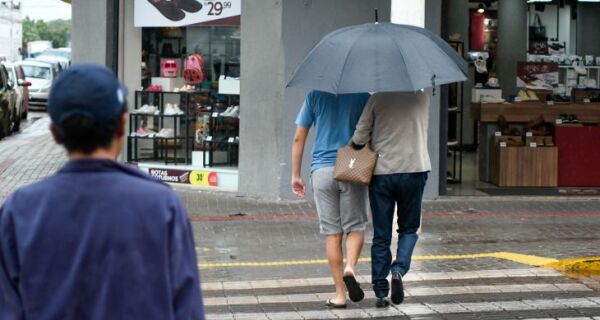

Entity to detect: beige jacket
[351,91,431,175]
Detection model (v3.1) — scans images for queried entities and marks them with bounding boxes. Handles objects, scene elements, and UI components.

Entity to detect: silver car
[21,60,56,109]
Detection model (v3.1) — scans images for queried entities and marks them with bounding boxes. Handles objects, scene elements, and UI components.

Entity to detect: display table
[556,126,600,187]
[473,102,600,123]
[474,102,600,184]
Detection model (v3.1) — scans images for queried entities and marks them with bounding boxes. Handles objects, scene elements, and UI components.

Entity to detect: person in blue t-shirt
[0,64,205,320]
[291,90,370,308]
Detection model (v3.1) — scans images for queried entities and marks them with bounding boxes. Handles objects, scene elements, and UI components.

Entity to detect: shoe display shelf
[558,65,600,93]
[447,41,464,184]
[200,103,239,168]
[127,91,197,165]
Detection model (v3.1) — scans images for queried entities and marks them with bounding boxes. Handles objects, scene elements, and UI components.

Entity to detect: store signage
[516,62,558,88]
[149,168,218,187]
[135,0,240,27]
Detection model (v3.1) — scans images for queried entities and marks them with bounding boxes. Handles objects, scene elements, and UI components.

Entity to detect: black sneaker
[148,0,185,21]
[376,297,390,308]
[391,271,404,305]
[176,0,203,13]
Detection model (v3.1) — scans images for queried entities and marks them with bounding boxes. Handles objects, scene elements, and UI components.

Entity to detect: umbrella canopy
[287,22,468,94]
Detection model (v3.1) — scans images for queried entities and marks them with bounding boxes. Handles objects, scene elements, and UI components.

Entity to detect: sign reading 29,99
[135,0,240,27]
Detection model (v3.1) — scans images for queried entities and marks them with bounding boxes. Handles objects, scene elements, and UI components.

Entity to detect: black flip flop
[148,0,185,21]
[325,299,347,309]
[177,0,203,13]
[343,274,365,303]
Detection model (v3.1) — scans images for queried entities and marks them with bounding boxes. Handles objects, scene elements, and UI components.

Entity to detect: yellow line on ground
[544,256,600,272]
[198,252,556,269]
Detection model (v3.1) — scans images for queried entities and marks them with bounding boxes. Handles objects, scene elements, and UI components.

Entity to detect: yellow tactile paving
[544,256,600,272]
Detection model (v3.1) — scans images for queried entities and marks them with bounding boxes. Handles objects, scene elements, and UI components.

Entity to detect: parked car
[4,62,32,130]
[0,64,17,138]
[39,48,71,61]
[35,53,70,71]
[21,60,56,109]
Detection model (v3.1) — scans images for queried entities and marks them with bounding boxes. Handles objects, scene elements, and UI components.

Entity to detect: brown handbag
[333,142,378,185]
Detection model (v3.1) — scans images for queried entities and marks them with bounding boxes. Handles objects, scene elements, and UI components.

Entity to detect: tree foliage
[23,17,71,48]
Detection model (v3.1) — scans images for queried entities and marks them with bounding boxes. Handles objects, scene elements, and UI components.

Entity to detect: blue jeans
[369,172,427,298]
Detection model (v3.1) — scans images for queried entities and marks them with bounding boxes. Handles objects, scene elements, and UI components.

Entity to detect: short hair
[56,104,127,154]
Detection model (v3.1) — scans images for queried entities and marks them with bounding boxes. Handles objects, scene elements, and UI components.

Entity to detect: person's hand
[291,176,306,198]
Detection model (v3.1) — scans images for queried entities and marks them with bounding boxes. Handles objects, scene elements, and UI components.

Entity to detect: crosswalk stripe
[205,297,600,320]
[201,268,562,291]
[202,282,592,306]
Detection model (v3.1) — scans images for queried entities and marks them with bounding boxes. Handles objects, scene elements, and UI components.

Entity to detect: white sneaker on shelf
[156,128,175,138]
[226,106,240,118]
[221,106,234,117]
[135,104,159,114]
[573,61,587,75]
[172,104,184,115]
[164,103,184,115]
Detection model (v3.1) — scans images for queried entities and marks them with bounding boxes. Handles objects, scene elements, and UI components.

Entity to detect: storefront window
[129,24,240,184]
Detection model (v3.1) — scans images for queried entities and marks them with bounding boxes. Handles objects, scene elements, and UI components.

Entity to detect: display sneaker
[156,128,175,138]
[573,61,587,75]
[526,90,540,101]
[480,95,505,104]
[135,127,157,137]
[145,84,164,92]
[164,103,184,115]
[517,90,531,102]
[220,106,234,117]
[225,106,240,118]
[135,104,159,114]
[164,103,177,115]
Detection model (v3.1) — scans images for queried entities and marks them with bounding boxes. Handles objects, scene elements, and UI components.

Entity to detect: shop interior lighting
[477,3,485,13]
[526,0,552,3]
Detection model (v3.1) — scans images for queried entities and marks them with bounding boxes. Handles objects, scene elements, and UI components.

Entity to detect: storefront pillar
[390,0,442,200]
[239,0,391,200]
[71,0,111,65]
[496,1,528,99]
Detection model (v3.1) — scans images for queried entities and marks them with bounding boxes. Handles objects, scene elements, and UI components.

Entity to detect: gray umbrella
[287,22,468,94]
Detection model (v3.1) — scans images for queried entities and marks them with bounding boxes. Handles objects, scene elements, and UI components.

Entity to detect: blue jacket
[0,159,205,320]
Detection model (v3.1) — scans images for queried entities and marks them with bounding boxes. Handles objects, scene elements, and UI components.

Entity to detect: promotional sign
[516,62,559,88]
[149,168,218,187]
[135,0,240,27]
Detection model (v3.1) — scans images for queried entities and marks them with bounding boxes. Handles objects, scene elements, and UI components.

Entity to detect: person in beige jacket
[352,90,431,308]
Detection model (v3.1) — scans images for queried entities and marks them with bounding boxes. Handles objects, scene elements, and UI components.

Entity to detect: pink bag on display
[183,54,205,84]
[160,59,179,78]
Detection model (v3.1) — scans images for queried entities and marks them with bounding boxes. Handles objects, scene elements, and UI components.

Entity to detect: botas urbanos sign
[135,0,240,27]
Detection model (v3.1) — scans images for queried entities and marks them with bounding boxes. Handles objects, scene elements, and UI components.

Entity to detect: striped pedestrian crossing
[202,268,600,320]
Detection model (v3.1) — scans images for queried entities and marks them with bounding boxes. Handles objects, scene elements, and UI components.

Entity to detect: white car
[20,60,55,109]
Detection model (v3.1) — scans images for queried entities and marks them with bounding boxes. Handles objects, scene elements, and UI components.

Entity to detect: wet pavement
[1,112,600,319]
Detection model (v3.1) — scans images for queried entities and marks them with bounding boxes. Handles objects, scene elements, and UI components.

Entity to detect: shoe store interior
[129,22,241,190]
[443,0,600,196]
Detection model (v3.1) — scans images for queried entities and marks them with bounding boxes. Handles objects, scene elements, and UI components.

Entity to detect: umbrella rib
[380,26,416,91]
[335,27,370,94]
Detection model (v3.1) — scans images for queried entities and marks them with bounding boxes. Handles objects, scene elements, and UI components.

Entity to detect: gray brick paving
[2,113,600,319]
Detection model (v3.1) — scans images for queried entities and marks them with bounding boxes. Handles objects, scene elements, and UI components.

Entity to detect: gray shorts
[311,167,368,235]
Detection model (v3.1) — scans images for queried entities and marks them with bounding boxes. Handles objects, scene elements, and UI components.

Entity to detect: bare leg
[326,233,346,304]
[344,231,364,276]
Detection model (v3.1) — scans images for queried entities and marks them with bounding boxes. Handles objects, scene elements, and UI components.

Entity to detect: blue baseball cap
[48,64,128,128]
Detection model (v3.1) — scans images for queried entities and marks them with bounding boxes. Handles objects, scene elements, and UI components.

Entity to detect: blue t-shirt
[295,90,370,171]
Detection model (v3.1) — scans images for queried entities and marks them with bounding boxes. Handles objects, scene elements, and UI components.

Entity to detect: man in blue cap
[0,64,205,319]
